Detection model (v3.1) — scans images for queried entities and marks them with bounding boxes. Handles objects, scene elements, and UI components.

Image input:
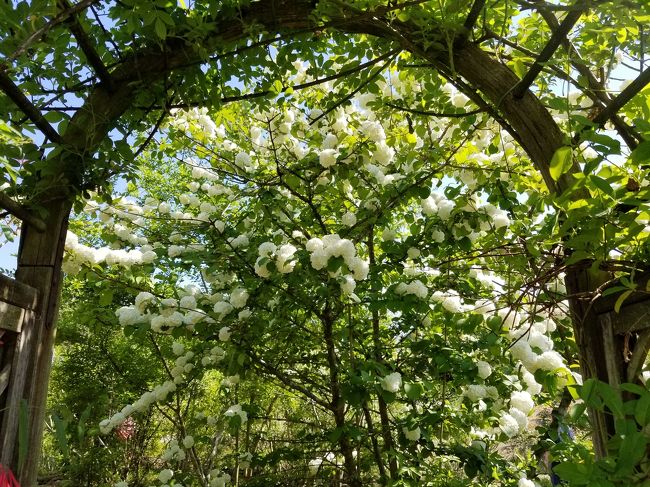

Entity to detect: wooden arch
[0,0,648,483]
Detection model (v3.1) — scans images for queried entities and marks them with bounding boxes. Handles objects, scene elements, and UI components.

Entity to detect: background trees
[0,0,649,485]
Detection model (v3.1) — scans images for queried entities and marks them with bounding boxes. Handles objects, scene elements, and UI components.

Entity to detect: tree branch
[9,0,101,61]
[58,0,114,91]
[513,6,583,98]
[385,101,484,118]
[0,69,62,144]
[0,192,46,232]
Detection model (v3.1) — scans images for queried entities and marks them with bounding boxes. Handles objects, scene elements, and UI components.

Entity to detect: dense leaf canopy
[1,0,650,486]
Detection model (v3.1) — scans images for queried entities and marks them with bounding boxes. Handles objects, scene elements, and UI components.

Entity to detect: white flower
[464,384,487,402]
[276,244,297,273]
[225,404,248,423]
[381,372,402,393]
[402,426,421,441]
[218,326,231,342]
[477,360,492,379]
[499,412,520,438]
[182,435,195,448]
[258,242,277,256]
[340,274,356,295]
[319,149,339,168]
[536,351,565,371]
[172,342,185,356]
[159,469,174,483]
[235,151,252,168]
[407,247,420,259]
[179,295,197,309]
[230,288,249,308]
[342,211,357,227]
[518,478,535,487]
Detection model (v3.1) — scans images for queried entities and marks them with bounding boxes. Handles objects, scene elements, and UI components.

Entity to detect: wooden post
[0,273,39,470]
[13,198,71,486]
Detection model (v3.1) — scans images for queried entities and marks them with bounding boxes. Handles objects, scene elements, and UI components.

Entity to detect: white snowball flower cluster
[170,350,196,383]
[342,211,357,227]
[306,234,369,296]
[395,280,428,299]
[499,390,536,438]
[482,204,511,229]
[380,372,402,393]
[518,478,536,487]
[208,470,231,487]
[306,234,369,278]
[431,290,466,314]
[319,148,339,168]
[100,381,176,434]
[115,306,147,326]
[476,360,492,379]
[509,322,566,373]
[254,242,298,277]
[159,469,174,483]
[421,193,456,221]
[225,403,248,423]
[64,232,156,274]
[360,120,386,142]
[201,345,226,366]
[161,439,187,462]
[402,426,421,441]
[463,384,498,403]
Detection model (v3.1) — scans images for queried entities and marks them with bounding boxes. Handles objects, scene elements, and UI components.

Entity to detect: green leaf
[597,381,624,419]
[155,18,167,39]
[614,289,634,313]
[635,392,650,426]
[631,140,650,164]
[99,289,114,306]
[553,462,591,484]
[52,413,69,459]
[616,432,647,475]
[404,382,423,401]
[590,175,614,196]
[550,146,573,181]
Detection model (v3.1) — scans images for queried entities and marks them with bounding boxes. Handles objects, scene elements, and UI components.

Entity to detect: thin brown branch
[133,109,168,159]
[9,0,101,61]
[463,0,486,36]
[59,0,114,90]
[513,6,583,98]
[310,50,400,125]
[591,65,650,128]
[385,101,485,118]
[534,9,642,148]
[0,69,63,144]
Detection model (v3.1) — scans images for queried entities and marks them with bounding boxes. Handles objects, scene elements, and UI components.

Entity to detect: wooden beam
[512,7,583,99]
[0,192,46,232]
[627,329,650,383]
[0,274,39,311]
[0,301,25,333]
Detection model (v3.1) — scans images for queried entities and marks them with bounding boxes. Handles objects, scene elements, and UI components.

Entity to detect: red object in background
[115,417,136,442]
[0,465,20,487]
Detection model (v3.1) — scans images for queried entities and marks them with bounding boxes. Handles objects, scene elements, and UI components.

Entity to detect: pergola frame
[0,0,648,484]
